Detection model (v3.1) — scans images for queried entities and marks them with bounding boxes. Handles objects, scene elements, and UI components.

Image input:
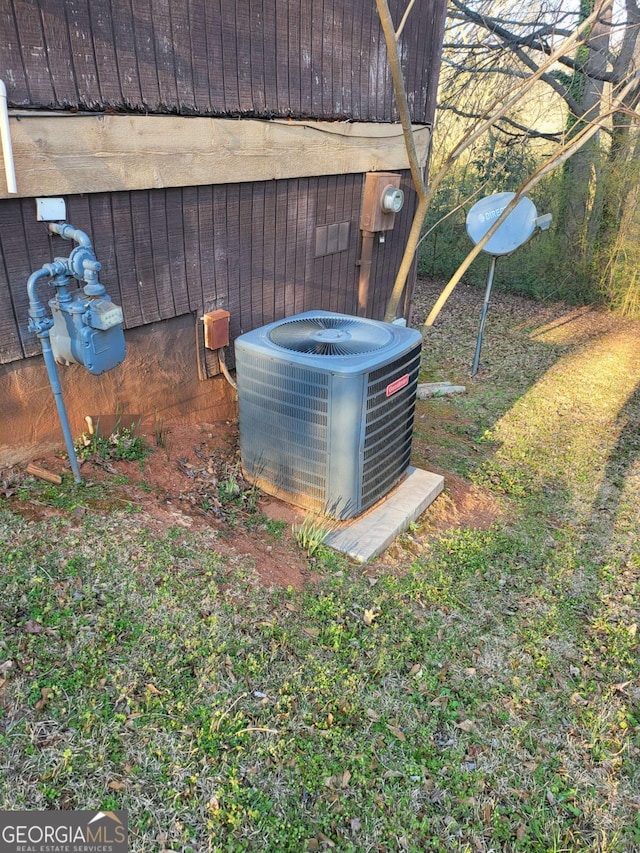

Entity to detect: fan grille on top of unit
[268,316,393,356]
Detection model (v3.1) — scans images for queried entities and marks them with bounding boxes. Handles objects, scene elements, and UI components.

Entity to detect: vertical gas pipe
[27,264,83,482]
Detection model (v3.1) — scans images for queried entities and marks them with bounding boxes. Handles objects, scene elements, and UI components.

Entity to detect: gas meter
[49,274,126,375]
[30,224,126,375]
[27,223,127,483]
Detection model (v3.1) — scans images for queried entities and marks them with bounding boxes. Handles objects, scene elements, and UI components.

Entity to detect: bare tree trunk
[560,0,612,254]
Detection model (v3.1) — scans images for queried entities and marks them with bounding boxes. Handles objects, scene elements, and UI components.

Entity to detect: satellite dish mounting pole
[471,255,497,377]
[463,191,551,377]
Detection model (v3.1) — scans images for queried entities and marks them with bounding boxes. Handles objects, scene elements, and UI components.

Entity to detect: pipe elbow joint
[49,222,93,248]
[27,267,52,304]
[27,263,65,314]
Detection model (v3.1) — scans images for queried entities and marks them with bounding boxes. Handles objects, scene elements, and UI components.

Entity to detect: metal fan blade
[269,315,392,355]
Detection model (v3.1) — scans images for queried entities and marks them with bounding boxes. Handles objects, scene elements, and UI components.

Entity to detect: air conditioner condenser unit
[234,310,422,519]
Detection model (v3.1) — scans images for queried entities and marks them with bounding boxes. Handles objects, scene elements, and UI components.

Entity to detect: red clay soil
[4,421,501,588]
[420,469,502,532]
[6,422,314,590]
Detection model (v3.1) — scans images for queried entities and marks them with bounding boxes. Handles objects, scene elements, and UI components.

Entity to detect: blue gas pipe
[28,263,83,482]
[27,224,126,484]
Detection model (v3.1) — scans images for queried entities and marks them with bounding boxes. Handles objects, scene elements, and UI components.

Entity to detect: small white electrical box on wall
[36,197,67,221]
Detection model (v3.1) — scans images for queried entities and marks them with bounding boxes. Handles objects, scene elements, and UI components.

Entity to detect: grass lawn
[1,279,639,852]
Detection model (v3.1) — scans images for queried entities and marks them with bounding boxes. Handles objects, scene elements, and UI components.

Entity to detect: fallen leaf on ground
[35,687,53,712]
[383,769,403,779]
[363,608,378,626]
[456,719,475,732]
[429,787,446,804]
[387,725,406,741]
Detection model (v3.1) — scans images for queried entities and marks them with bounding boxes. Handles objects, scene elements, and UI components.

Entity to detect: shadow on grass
[585,381,640,558]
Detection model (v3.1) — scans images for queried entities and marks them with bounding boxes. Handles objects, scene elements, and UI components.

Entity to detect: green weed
[292,514,336,557]
[75,426,150,463]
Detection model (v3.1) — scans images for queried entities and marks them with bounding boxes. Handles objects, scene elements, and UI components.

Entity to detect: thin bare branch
[395,0,416,40]
[424,73,640,326]
[374,0,427,202]
[380,1,603,322]
[416,181,492,249]
[438,103,562,142]
[450,0,619,78]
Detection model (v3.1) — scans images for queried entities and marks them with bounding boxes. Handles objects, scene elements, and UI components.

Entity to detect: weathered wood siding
[1,173,416,364]
[4,115,431,198]
[1,0,445,123]
[0,0,446,368]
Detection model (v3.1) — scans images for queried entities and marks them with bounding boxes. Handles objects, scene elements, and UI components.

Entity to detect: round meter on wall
[381,186,404,214]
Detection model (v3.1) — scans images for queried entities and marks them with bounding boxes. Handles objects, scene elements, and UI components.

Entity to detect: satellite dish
[466,192,538,256]
[465,191,552,376]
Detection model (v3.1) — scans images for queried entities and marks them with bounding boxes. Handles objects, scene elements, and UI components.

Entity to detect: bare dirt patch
[421,469,502,532]
[6,420,315,590]
[13,411,501,585]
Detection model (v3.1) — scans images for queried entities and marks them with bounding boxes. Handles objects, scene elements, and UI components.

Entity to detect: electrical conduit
[0,81,17,194]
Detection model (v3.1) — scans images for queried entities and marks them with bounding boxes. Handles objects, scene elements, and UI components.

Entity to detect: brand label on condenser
[386,374,409,397]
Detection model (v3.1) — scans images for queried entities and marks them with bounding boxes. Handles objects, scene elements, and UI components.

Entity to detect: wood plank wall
[0,0,445,365]
[1,0,446,123]
[0,172,416,365]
